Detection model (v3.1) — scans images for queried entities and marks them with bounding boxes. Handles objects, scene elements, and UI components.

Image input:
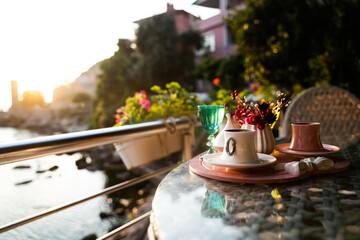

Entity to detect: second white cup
[220,129,259,163]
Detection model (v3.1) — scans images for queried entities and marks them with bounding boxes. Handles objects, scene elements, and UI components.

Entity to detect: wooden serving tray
[189,152,350,184]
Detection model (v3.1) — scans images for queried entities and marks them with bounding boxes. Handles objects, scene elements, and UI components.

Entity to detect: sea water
[0,127,113,240]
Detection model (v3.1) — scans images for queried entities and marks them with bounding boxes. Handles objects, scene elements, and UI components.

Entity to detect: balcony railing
[0,118,196,239]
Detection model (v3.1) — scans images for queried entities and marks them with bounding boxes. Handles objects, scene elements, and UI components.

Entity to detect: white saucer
[202,152,277,170]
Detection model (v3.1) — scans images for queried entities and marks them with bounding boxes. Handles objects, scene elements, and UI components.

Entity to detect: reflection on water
[0,127,38,142]
[103,168,158,227]
[0,128,113,240]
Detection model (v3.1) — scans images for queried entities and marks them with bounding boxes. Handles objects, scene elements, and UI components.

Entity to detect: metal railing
[0,118,196,239]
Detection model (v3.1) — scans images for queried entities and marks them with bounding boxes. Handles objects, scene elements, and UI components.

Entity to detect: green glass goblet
[198,105,225,158]
[201,190,225,218]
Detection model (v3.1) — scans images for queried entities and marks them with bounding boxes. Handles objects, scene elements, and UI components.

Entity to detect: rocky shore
[0,105,91,134]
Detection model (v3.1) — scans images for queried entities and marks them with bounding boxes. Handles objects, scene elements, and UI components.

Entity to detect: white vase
[240,124,275,154]
[213,113,240,151]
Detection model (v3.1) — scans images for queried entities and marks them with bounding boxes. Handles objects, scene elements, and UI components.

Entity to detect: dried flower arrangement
[227,90,290,130]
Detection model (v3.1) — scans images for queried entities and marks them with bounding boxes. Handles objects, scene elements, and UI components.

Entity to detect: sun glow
[17,80,63,103]
[0,0,219,111]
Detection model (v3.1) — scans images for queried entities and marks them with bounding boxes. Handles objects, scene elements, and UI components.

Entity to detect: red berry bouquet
[227,90,290,130]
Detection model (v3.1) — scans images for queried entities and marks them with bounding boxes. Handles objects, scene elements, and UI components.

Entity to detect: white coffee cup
[220,129,259,163]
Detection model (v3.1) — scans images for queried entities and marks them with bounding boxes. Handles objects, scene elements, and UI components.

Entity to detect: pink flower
[139,90,147,97]
[245,114,266,129]
[245,114,261,125]
[139,99,151,111]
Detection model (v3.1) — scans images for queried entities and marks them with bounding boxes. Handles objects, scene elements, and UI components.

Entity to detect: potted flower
[228,90,290,154]
[113,82,201,169]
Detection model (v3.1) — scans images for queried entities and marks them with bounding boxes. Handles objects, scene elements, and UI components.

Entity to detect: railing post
[182,132,192,161]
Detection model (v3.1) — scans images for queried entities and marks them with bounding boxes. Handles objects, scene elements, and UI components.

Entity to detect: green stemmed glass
[198,105,225,158]
[201,190,225,218]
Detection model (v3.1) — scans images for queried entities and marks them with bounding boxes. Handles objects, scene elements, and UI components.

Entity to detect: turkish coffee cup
[220,129,258,163]
[289,122,324,151]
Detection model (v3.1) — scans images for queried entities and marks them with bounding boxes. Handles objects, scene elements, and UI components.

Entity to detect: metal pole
[183,132,192,161]
[0,120,194,165]
[96,211,151,240]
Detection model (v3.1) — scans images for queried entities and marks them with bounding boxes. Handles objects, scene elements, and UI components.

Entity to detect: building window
[203,32,216,52]
[196,32,216,56]
[226,26,236,46]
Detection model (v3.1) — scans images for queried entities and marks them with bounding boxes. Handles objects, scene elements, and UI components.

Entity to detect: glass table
[150,135,360,240]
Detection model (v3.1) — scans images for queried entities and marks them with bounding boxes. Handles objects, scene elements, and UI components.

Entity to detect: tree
[72,91,92,108]
[20,90,45,108]
[193,55,245,90]
[136,12,202,90]
[228,0,360,97]
[91,39,138,128]
[91,13,202,128]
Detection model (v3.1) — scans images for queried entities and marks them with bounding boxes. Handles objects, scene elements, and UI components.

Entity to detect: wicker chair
[280,86,360,142]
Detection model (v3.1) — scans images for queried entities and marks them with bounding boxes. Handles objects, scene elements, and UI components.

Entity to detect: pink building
[193,0,245,59]
[167,4,199,34]
[135,2,244,60]
[135,4,199,35]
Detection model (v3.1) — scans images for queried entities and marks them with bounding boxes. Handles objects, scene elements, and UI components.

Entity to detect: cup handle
[225,137,236,156]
